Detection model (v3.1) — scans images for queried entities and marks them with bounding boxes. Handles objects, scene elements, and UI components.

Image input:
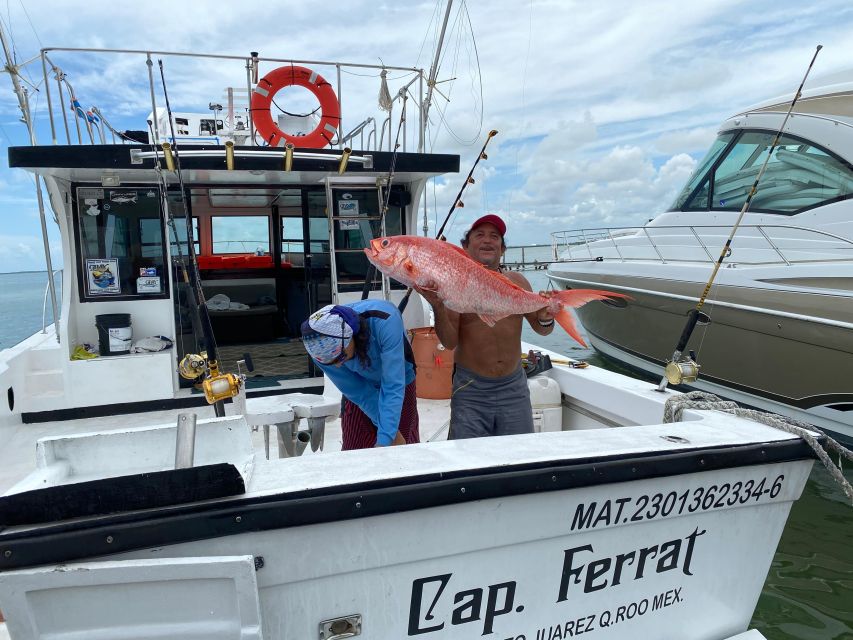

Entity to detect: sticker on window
[338,200,359,217]
[86,259,121,295]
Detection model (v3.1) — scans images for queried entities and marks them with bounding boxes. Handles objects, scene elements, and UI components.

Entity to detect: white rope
[664,391,852,504]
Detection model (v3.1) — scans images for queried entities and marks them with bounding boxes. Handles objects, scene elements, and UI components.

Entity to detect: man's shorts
[449,364,534,439]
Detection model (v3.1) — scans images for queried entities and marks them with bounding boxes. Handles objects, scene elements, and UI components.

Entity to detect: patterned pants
[341,381,420,450]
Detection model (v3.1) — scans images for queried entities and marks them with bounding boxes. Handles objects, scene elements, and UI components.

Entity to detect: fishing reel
[178,351,243,405]
[664,350,700,386]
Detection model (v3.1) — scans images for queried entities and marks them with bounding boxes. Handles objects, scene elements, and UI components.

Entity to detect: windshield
[670,133,734,210]
[673,130,853,214]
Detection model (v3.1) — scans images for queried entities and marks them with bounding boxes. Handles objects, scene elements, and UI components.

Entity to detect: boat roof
[6,145,459,184]
[737,74,853,119]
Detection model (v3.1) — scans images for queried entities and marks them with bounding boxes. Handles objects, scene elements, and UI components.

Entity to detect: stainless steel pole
[1,22,60,342]
[422,0,454,127]
[40,52,57,144]
[146,54,160,143]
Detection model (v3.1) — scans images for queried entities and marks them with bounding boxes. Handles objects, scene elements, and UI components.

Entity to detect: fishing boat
[548,78,853,444]
[0,21,842,640]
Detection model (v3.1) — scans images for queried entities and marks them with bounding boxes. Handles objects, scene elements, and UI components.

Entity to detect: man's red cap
[468,214,506,236]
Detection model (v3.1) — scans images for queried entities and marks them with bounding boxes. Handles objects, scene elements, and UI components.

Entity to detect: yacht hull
[549,271,853,443]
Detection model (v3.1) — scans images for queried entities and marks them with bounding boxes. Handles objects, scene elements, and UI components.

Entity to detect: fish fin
[477,313,502,327]
[553,288,631,308]
[446,243,471,258]
[403,258,419,277]
[473,265,527,292]
[554,308,587,347]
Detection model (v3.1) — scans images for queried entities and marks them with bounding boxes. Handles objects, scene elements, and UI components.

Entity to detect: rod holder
[308,417,326,452]
[225,141,234,170]
[294,430,311,457]
[161,142,175,171]
[174,413,197,469]
[284,143,294,172]
[338,147,352,174]
[251,51,259,84]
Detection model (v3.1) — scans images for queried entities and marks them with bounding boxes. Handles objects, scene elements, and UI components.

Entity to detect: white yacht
[548,80,853,444]
[0,30,840,640]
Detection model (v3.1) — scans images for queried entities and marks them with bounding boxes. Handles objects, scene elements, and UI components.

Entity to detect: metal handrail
[39,47,426,153]
[551,224,853,267]
[42,269,62,336]
[728,108,853,132]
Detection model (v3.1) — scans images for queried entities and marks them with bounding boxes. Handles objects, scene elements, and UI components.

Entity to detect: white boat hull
[0,405,815,640]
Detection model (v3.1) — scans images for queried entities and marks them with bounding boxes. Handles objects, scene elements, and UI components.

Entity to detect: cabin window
[166,217,201,256]
[75,187,169,300]
[200,119,224,135]
[331,188,406,292]
[677,130,853,214]
[211,216,271,254]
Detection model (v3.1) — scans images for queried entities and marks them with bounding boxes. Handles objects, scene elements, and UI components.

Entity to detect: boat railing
[36,47,426,152]
[550,224,853,266]
[42,269,62,336]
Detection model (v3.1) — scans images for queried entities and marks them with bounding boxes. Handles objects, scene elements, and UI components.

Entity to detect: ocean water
[0,271,60,350]
[1,268,850,638]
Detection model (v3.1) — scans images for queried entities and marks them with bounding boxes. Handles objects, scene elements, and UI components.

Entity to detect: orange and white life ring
[250,65,341,149]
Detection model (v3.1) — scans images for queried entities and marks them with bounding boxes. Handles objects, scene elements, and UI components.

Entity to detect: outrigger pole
[656,45,823,393]
[158,60,229,417]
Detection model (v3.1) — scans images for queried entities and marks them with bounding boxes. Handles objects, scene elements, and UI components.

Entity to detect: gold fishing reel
[178,352,208,380]
[664,351,700,386]
[178,352,243,405]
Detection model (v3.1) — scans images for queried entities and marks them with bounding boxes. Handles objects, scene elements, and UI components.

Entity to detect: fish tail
[548,289,630,347]
[554,307,587,347]
[552,288,631,308]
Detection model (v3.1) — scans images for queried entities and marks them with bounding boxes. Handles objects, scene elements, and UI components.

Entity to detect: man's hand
[413,280,443,308]
[537,291,556,323]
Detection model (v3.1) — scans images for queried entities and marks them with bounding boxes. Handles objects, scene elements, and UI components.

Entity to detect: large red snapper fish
[365,235,629,347]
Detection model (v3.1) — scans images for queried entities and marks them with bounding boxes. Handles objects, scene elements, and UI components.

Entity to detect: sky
[0,0,852,272]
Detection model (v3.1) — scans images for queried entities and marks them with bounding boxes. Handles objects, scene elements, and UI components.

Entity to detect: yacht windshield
[675,130,853,214]
[671,133,734,210]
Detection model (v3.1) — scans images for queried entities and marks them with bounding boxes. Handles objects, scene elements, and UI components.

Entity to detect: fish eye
[381,239,390,247]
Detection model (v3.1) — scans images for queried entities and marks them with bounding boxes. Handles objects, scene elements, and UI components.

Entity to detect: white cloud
[0,0,851,256]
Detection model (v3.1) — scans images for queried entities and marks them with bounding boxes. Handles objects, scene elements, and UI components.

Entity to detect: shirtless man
[415,214,555,438]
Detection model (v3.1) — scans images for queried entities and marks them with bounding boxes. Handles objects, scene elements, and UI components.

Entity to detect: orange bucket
[409,327,454,399]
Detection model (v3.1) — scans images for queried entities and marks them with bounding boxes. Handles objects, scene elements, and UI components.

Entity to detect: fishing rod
[435,129,498,240]
[147,118,204,355]
[360,91,410,301]
[396,129,498,312]
[158,60,237,416]
[656,45,822,393]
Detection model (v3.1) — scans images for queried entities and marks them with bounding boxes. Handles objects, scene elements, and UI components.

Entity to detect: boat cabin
[4,49,458,421]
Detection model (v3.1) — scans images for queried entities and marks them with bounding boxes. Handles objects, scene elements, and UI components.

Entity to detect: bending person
[301,300,419,449]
